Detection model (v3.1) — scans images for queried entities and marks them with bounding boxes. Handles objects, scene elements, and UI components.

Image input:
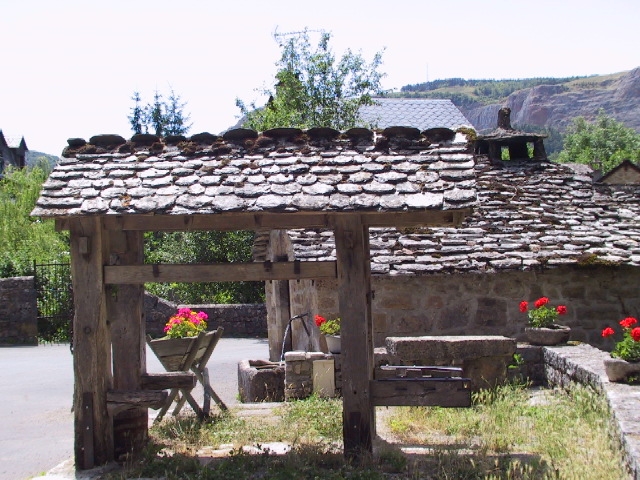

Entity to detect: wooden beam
[104,260,337,284]
[69,217,113,469]
[141,372,197,390]
[106,390,168,415]
[105,229,148,459]
[370,379,471,407]
[333,215,374,459]
[53,208,471,232]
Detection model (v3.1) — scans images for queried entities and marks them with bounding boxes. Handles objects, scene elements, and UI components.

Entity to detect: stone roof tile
[33,127,474,217]
[278,156,640,273]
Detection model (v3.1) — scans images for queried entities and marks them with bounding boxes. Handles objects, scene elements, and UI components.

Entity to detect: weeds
[108,386,627,479]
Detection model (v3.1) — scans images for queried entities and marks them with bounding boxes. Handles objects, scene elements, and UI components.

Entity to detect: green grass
[107,386,628,479]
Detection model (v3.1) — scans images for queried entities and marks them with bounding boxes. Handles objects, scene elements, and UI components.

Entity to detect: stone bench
[376,336,517,391]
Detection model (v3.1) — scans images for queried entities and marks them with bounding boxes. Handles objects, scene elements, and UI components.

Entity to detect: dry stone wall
[144,293,267,338]
[302,265,640,348]
[0,276,37,345]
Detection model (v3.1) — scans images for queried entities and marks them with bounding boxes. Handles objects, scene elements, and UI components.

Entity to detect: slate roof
[358,98,471,130]
[32,127,476,218]
[279,156,640,273]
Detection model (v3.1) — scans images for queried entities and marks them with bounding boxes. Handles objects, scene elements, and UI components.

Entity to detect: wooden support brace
[141,372,197,390]
[106,390,168,415]
[370,379,471,407]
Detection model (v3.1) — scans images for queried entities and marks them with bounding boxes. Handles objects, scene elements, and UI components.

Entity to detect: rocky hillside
[400,68,640,135]
[463,68,640,133]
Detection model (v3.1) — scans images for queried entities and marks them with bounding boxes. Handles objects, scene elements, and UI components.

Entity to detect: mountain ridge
[397,68,640,136]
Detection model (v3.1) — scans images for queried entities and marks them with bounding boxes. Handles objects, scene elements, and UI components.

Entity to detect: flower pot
[324,335,341,354]
[603,357,640,382]
[148,332,214,371]
[524,325,571,346]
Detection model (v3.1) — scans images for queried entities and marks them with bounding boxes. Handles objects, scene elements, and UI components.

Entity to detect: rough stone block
[237,359,285,403]
[386,336,516,362]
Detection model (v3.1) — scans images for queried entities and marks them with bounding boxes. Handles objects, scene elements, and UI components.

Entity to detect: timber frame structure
[33,126,476,468]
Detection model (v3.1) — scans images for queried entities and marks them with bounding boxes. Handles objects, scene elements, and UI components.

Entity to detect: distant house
[358,98,471,130]
[596,160,640,185]
[0,130,28,175]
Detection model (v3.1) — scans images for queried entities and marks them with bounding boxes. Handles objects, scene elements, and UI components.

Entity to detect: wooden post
[333,215,374,459]
[69,218,113,468]
[105,227,147,459]
[267,230,292,361]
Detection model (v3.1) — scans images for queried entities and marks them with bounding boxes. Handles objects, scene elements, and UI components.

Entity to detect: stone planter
[524,325,571,346]
[325,335,341,354]
[603,357,640,383]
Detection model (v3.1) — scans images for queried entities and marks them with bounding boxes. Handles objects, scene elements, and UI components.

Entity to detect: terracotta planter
[603,357,640,382]
[524,325,571,346]
[325,335,341,354]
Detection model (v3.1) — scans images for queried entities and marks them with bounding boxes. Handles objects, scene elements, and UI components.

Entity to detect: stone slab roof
[281,156,640,273]
[32,127,476,218]
[358,98,471,130]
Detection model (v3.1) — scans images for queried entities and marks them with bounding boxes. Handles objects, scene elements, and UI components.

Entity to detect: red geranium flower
[519,301,528,313]
[602,327,615,337]
[631,328,640,342]
[314,315,326,327]
[556,305,567,315]
[534,297,549,309]
[620,317,638,329]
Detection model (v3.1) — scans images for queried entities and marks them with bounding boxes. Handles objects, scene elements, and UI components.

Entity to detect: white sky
[1,0,638,155]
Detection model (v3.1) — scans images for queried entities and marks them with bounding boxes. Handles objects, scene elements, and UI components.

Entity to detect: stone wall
[304,265,640,348]
[0,276,37,345]
[144,293,267,338]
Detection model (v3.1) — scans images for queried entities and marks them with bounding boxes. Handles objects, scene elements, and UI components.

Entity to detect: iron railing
[33,261,73,343]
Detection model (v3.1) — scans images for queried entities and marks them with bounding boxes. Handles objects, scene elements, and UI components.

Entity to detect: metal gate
[33,261,74,344]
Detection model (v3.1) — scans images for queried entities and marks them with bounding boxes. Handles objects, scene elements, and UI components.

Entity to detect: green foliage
[0,166,69,277]
[516,123,564,158]
[557,111,640,172]
[144,230,263,304]
[128,88,192,136]
[237,29,385,130]
[603,317,640,362]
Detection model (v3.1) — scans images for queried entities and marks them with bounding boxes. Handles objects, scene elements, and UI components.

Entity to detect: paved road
[0,337,269,480]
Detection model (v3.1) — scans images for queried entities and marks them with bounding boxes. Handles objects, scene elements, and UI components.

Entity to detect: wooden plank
[104,229,149,459]
[104,260,337,284]
[81,392,94,469]
[141,372,197,390]
[55,208,470,233]
[333,215,374,459]
[106,390,168,411]
[69,217,113,468]
[370,379,471,407]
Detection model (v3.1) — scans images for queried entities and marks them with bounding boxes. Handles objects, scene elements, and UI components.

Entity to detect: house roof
[32,127,476,218]
[278,155,640,273]
[358,98,471,130]
[0,130,28,150]
[598,160,640,185]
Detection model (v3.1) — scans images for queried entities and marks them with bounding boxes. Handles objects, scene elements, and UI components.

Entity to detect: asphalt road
[0,337,269,480]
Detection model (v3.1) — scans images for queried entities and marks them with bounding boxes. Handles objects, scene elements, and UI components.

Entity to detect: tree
[144,230,263,304]
[128,92,145,135]
[236,29,385,131]
[128,88,191,136]
[163,88,191,135]
[0,165,69,277]
[557,111,640,172]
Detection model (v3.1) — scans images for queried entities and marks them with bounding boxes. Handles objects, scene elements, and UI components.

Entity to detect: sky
[1,0,639,156]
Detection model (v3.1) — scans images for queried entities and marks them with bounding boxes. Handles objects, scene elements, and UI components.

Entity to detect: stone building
[258,110,640,356]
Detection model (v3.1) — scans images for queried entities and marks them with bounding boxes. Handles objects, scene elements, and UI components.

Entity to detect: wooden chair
[147,328,227,422]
